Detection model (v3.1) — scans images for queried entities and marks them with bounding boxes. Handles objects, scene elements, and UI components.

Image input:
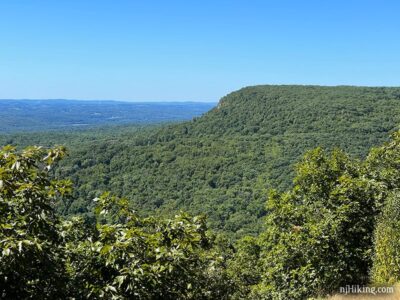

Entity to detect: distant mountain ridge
[0,99,215,133]
[178,85,400,136]
[3,85,400,237]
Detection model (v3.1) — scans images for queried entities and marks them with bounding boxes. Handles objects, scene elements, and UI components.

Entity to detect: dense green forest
[2,85,400,238]
[2,130,400,299]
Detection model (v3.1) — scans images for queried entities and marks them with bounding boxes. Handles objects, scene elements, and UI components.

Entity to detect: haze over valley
[0,100,215,133]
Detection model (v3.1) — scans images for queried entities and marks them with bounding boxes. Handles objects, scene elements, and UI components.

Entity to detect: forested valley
[2,85,400,299]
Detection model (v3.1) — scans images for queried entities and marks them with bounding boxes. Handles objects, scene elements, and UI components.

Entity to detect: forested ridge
[2,85,400,298]
[2,85,400,237]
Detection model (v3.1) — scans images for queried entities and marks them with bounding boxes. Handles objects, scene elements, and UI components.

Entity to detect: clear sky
[1,0,399,101]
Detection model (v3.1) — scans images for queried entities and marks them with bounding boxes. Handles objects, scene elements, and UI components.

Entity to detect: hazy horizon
[0,98,218,103]
[1,1,399,100]
[2,83,400,104]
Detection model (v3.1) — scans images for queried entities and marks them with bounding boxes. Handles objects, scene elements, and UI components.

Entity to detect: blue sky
[0,1,399,101]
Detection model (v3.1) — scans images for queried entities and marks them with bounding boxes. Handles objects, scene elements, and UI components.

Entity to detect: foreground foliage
[0,146,70,298]
[64,194,233,299]
[0,146,233,299]
[232,132,400,299]
[371,192,400,284]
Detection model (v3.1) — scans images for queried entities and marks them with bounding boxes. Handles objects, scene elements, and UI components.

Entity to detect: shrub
[371,192,400,284]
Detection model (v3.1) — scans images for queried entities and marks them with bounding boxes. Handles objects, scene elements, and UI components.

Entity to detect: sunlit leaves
[65,193,230,299]
[0,145,70,299]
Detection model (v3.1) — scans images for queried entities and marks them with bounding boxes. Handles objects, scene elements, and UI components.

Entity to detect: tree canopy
[2,85,400,298]
[2,131,400,298]
[2,85,400,237]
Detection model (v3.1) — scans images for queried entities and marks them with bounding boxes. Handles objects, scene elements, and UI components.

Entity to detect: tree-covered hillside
[189,85,400,137]
[2,85,400,237]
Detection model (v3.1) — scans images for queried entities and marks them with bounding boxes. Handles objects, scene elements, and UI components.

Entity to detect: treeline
[1,131,400,299]
[2,85,400,238]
